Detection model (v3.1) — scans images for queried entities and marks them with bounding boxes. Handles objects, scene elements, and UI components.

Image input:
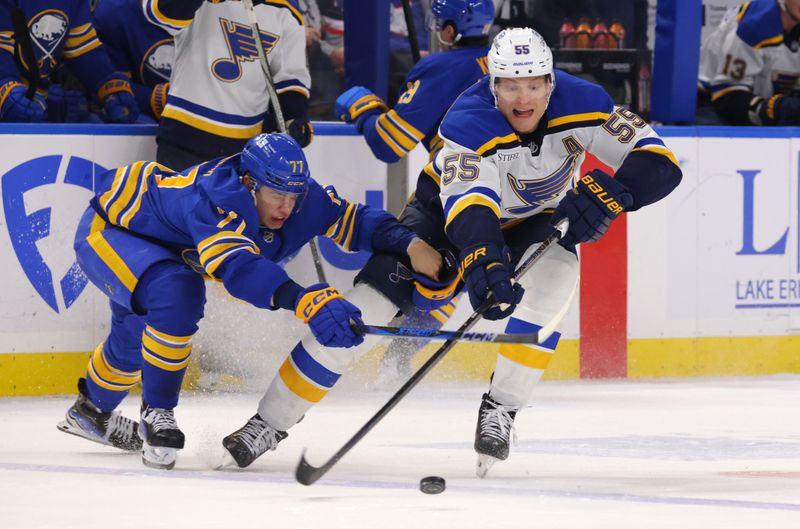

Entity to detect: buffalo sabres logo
[212,18,279,83]
[505,137,585,215]
[141,39,174,85]
[26,10,68,73]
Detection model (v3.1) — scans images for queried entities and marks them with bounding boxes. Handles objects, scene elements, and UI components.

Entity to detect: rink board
[0,124,798,395]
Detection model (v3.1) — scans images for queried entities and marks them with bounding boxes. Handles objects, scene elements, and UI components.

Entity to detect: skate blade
[214,450,238,470]
[142,444,178,470]
[476,454,499,478]
[57,420,112,448]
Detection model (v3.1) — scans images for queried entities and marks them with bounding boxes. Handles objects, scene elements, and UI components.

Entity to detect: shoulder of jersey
[544,70,614,133]
[94,0,130,27]
[407,46,489,82]
[260,0,305,26]
[439,77,518,156]
[735,0,784,49]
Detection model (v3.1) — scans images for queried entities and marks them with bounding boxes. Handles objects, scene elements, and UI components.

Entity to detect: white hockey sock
[258,283,399,431]
[488,316,561,407]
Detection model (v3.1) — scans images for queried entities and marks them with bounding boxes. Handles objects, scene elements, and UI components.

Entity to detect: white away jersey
[143,0,309,149]
[433,72,678,233]
[699,0,800,101]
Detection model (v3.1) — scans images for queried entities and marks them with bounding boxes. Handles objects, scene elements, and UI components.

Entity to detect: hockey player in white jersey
[698,0,800,125]
[219,28,681,477]
[438,27,681,476]
[142,0,312,169]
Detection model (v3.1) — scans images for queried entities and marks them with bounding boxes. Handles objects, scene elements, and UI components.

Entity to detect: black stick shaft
[295,221,567,485]
[401,0,421,63]
[11,7,38,99]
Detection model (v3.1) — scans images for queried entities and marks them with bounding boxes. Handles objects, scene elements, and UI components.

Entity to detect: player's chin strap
[294,219,570,486]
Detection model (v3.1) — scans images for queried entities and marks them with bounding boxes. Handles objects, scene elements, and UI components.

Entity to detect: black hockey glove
[287,117,314,147]
[460,244,524,321]
[757,94,800,126]
[551,169,633,247]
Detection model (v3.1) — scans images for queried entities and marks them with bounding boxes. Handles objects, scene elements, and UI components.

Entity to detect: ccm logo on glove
[579,173,625,216]
[295,287,343,322]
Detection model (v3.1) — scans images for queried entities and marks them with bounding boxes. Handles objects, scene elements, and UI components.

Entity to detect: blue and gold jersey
[361,44,489,163]
[88,156,413,309]
[434,72,681,250]
[93,0,173,118]
[0,0,118,94]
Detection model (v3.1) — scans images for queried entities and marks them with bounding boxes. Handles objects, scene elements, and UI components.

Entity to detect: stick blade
[295,449,326,486]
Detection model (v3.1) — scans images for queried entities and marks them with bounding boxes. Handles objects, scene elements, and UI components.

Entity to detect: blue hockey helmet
[240,133,310,201]
[429,0,494,40]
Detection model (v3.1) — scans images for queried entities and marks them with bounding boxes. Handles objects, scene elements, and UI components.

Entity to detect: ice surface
[1,377,799,529]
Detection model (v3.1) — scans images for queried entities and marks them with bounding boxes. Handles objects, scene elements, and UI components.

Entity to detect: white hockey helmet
[488,28,555,100]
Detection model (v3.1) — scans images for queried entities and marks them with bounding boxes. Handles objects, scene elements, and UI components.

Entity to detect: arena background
[1,0,798,396]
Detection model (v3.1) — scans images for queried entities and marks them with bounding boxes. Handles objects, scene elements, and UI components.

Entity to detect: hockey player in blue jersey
[220,28,682,476]
[92,0,172,120]
[56,133,443,470]
[335,0,494,164]
[335,0,495,380]
[0,0,138,122]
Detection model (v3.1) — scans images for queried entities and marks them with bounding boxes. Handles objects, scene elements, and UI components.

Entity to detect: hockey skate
[474,393,519,478]
[217,414,287,469]
[139,402,185,470]
[57,378,142,451]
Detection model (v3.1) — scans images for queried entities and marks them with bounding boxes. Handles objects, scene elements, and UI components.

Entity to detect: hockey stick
[295,219,569,485]
[242,0,327,284]
[400,0,421,63]
[11,7,38,99]
[354,322,544,344]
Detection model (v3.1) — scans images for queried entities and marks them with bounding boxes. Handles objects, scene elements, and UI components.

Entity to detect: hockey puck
[419,476,446,494]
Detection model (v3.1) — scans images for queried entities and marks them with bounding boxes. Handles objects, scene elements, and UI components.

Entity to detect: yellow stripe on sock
[278,358,327,402]
[498,344,553,370]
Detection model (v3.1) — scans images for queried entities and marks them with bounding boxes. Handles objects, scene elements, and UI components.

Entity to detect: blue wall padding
[651,0,702,123]
[343,0,389,100]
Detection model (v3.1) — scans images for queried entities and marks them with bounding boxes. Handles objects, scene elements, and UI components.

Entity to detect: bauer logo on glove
[579,173,625,216]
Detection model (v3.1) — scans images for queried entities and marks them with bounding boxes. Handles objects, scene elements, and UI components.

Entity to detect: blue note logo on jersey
[2,156,106,313]
[28,10,69,71]
[141,39,174,84]
[211,18,279,83]
[505,155,579,214]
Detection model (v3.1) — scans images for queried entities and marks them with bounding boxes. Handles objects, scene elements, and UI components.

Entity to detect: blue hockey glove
[0,79,45,122]
[287,117,314,147]
[551,169,633,247]
[97,73,139,123]
[460,244,524,321]
[46,84,89,122]
[757,94,800,126]
[412,249,460,311]
[295,283,365,348]
[150,82,169,119]
[335,86,388,132]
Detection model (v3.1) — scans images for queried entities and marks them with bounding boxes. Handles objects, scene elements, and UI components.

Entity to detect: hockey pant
[73,208,205,412]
